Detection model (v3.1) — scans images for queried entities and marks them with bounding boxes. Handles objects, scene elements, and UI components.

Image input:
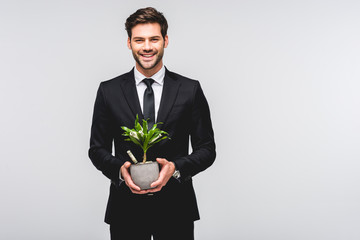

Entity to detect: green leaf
[149,131,160,142]
[152,136,168,145]
[129,135,143,150]
[142,119,148,134]
[136,131,144,144]
[121,126,132,133]
[120,114,170,154]
[135,114,139,127]
[135,122,142,132]
[143,130,152,151]
[149,123,157,131]
[147,129,156,141]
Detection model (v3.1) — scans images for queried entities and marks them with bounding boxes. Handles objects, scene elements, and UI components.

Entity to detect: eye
[134,39,144,43]
[151,38,159,42]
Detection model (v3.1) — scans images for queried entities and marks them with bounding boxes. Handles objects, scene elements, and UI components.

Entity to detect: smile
[140,53,156,59]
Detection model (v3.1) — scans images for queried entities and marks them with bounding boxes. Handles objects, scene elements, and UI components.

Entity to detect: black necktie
[143,78,155,128]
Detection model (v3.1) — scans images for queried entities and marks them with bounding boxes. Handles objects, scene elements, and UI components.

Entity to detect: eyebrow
[132,36,161,39]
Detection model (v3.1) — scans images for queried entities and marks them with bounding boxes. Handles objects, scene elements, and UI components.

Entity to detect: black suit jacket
[89,68,216,224]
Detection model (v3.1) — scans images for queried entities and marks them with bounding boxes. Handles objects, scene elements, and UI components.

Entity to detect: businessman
[89,7,216,240]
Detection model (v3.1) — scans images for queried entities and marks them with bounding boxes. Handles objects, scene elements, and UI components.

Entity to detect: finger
[122,172,141,191]
[157,164,169,176]
[156,158,166,165]
[150,181,160,188]
[121,168,130,178]
[121,162,141,191]
[123,161,131,169]
[126,178,141,191]
[148,185,163,193]
[151,173,165,188]
[130,188,150,194]
[121,162,131,177]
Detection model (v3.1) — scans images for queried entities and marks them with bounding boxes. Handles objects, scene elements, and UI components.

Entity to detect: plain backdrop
[1,0,360,239]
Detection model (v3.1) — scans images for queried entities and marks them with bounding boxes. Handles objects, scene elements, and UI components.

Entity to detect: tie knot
[143,78,155,88]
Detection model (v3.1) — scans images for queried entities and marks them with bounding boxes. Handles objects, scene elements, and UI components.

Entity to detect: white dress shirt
[134,65,165,122]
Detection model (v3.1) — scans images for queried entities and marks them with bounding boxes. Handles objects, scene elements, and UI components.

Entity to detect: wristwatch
[172,168,181,179]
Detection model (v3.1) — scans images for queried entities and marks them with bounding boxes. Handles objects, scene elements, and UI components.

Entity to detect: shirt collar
[134,65,165,86]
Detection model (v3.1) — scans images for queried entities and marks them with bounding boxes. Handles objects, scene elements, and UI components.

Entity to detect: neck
[136,62,163,78]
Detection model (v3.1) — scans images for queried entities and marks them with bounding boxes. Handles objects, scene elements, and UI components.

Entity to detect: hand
[120,161,150,194]
[148,158,175,193]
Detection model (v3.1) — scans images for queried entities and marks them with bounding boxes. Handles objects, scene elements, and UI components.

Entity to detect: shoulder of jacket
[166,69,199,86]
[100,69,133,87]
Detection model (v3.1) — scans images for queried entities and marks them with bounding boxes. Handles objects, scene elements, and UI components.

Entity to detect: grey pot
[130,161,159,190]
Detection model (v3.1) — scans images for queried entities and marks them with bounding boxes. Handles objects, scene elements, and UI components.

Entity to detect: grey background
[1,0,360,239]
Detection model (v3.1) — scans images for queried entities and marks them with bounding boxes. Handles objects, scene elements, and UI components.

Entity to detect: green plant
[121,115,170,163]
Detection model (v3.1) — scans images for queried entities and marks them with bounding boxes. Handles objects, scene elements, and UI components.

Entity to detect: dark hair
[125,7,168,39]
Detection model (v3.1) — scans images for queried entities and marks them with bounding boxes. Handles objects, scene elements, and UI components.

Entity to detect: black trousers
[110,221,194,240]
[109,187,196,240]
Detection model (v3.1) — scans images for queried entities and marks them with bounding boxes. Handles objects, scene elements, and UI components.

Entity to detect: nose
[143,40,152,51]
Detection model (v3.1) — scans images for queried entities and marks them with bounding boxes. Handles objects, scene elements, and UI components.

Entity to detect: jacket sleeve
[88,83,126,183]
[173,81,216,181]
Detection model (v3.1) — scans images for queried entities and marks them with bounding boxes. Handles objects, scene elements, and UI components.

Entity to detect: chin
[140,62,156,70]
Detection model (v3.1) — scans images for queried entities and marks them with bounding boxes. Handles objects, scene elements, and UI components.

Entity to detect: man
[89,7,215,240]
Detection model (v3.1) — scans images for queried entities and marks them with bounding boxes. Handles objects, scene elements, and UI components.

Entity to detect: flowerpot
[130,161,159,190]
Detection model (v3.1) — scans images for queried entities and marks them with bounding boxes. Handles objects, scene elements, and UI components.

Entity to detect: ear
[164,35,169,48]
[127,37,131,49]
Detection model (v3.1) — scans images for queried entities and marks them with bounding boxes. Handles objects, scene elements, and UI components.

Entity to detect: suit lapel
[119,68,181,124]
[119,69,144,119]
[157,69,181,125]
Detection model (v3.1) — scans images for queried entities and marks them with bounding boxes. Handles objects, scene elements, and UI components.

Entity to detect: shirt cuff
[119,170,125,185]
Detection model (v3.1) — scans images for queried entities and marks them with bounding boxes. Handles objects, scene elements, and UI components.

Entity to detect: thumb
[156,158,166,164]
[124,161,131,168]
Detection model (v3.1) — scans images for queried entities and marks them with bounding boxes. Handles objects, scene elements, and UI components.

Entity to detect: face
[127,23,168,77]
